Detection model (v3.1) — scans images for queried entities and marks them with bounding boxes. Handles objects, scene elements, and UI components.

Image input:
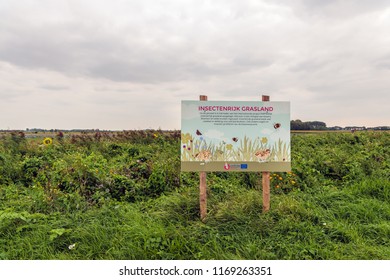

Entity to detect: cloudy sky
[1,0,389,130]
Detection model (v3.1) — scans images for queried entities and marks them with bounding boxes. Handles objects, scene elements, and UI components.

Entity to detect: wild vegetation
[0,130,389,260]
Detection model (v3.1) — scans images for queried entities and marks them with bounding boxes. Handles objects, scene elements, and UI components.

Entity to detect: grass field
[0,130,389,260]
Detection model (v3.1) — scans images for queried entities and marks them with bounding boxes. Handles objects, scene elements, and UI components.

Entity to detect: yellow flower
[279,177,283,180]
[226,144,233,150]
[153,133,158,138]
[43,137,53,146]
[181,133,192,143]
[261,137,268,144]
[291,181,296,185]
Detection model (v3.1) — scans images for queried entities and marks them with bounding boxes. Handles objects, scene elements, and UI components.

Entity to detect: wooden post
[199,95,208,221]
[262,95,271,212]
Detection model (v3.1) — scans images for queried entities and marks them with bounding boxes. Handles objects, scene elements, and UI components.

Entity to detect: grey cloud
[40,85,70,90]
[0,0,389,129]
[0,1,282,84]
[0,21,267,84]
[289,59,332,73]
[298,0,390,19]
[376,54,390,70]
[232,56,273,68]
[88,96,130,106]
[0,89,31,101]
[89,56,189,83]
[1,21,136,74]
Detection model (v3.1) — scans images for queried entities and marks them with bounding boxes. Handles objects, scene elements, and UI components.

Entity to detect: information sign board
[181,100,291,172]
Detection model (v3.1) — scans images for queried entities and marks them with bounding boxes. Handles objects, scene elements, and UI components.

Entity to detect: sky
[1,0,389,130]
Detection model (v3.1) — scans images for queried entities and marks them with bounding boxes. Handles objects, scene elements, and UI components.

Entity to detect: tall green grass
[0,131,389,259]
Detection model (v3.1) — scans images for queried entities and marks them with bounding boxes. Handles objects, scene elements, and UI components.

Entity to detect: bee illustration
[196,129,202,136]
[273,123,281,130]
[232,137,239,142]
[255,149,271,162]
[195,150,212,162]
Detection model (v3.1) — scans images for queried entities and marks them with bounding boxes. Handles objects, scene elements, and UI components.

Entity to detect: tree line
[290,120,390,131]
[290,120,327,130]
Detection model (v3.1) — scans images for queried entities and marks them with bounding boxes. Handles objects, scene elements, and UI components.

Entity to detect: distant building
[370,126,390,130]
[345,126,366,131]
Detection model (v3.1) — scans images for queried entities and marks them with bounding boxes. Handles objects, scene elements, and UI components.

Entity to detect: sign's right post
[262,95,271,212]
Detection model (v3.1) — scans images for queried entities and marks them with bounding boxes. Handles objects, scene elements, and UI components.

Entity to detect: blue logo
[240,164,248,169]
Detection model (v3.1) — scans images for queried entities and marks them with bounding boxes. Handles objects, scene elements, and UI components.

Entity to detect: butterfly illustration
[273,123,281,130]
[196,129,202,135]
[232,137,239,142]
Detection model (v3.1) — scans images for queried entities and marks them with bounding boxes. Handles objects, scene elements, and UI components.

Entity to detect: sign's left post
[199,95,208,221]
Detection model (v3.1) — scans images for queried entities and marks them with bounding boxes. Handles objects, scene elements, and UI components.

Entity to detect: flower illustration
[261,137,268,144]
[181,133,192,143]
[254,149,271,161]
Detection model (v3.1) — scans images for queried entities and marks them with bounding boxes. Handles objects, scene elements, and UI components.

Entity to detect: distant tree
[307,121,327,130]
[291,119,307,130]
[291,120,327,130]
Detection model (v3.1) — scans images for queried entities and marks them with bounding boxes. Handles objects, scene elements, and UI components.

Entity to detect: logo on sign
[240,164,248,169]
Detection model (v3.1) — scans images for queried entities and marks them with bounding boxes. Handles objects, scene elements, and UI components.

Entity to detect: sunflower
[43,137,53,146]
